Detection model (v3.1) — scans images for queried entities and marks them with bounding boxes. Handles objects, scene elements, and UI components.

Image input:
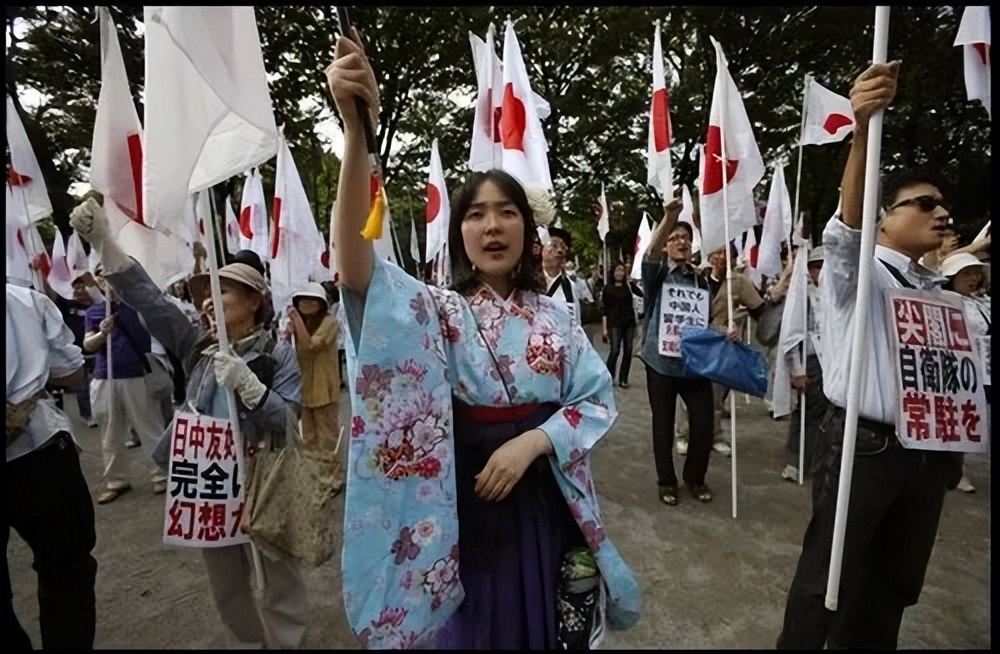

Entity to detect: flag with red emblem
[954,6,991,120]
[238,168,269,261]
[647,20,674,199]
[425,139,451,262]
[6,94,52,225]
[500,20,552,190]
[801,74,856,146]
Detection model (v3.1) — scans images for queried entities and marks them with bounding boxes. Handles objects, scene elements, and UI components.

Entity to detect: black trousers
[606,324,635,384]
[3,433,98,650]
[784,354,830,470]
[644,365,714,487]
[777,406,961,649]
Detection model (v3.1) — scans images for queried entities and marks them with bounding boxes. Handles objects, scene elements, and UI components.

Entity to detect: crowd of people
[4,29,989,653]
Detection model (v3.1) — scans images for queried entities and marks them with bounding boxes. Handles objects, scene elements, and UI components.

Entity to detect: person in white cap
[940,252,991,493]
[288,282,343,493]
[70,199,308,649]
[774,245,830,482]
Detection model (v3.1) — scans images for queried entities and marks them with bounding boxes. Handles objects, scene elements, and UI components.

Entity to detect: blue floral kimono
[339,258,641,649]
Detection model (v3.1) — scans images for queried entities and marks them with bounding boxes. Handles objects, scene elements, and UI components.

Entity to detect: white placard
[658,284,710,358]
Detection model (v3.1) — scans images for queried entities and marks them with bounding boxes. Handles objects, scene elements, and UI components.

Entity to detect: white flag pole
[798,235,810,486]
[715,43,739,520]
[792,75,810,253]
[205,189,267,595]
[825,5,891,611]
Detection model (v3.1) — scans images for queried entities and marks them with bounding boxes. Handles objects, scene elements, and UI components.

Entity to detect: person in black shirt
[601,263,637,387]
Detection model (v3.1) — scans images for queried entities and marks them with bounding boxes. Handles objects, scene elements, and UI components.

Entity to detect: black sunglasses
[888,195,952,215]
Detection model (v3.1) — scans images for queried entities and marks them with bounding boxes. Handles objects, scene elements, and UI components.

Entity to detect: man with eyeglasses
[778,61,966,649]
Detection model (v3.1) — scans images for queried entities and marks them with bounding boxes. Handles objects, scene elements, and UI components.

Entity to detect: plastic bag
[680,325,768,398]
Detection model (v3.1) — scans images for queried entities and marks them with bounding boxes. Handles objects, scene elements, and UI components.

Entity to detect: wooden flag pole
[825,5,891,611]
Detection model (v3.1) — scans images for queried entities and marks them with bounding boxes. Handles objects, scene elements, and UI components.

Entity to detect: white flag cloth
[500,21,553,190]
[631,212,653,280]
[66,232,89,278]
[144,6,278,243]
[47,232,76,300]
[743,227,763,286]
[190,193,210,249]
[91,6,193,289]
[678,185,702,255]
[410,214,421,265]
[238,169,270,261]
[773,242,810,418]
[425,139,451,261]
[646,21,673,198]
[224,195,241,255]
[5,192,33,287]
[270,131,327,314]
[6,95,52,225]
[757,165,792,278]
[469,27,503,172]
[954,6,992,120]
[698,37,765,256]
[597,183,610,243]
[801,75,856,146]
[974,219,991,242]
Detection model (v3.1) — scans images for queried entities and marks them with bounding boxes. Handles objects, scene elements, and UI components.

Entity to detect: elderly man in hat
[541,225,582,324]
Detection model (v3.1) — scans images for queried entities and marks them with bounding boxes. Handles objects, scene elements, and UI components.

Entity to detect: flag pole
[793,76,811,487]
[798,235,810,486]
[715,42,739,520]
[205,188,267,595]
[825,5,890,611]
[792,75,809,255]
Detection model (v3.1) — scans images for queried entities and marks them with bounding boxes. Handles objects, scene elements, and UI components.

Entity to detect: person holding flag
[326,30,639,649]
[778,61,968,649]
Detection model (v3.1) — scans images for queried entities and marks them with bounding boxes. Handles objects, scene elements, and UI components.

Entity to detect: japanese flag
[224,195,241,255]
[238,168,270,262]
[425,138,451,261]
[647,21,674,199]
[500,20,553,190]
[66,232,89,278]
[410,214,422,266]
[91,6,192,289]
[757,164,792,279]
[144,6,278,243]
[631,212,653,280]
[270,130,327,314]
[772,241,811,418]
[469,26,503,172]
[47,231,76,300]
[678,185,702,255]
[5,193,33,287]
[698,37,765,256]
[801,75,856,146]
[597,183,610,244]
[6,94,52,224]
[954,6,991,120]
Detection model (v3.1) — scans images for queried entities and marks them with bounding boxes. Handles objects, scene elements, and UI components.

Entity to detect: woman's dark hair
[448,169,544,294]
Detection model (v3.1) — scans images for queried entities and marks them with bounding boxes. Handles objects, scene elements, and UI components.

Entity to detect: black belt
[858,417,897,437]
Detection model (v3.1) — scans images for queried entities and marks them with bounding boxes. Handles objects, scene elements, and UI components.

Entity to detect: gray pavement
[8,342,991,648]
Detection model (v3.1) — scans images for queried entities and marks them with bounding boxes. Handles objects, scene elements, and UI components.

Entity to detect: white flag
[47,231,76,300]
[597,183,610,243]
[270,130,326,314]
[410,214,422,265]
[144,6,278,242]
[6,95,52,224]
[224,195,241,255]
[954,6,992,120]
[631,212,653,280]
[646,21,673,198]
[469,26,504,172]
[772,241,811,418]
[5,191,33,287]
[373,188,398,266]
[238,169,270,262]
[66,232,89,277]
[500,20,553,189]
[425,139,451,261]
[757,164,792,278]
[801,75,856,146]
[698,37,766,255]
[92,6,192,289]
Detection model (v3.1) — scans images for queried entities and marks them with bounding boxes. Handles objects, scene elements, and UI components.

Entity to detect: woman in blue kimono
[327,30,640,650]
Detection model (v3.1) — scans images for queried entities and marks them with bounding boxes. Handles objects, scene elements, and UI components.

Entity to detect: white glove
[69,198,131,274]
[213,350,267,409]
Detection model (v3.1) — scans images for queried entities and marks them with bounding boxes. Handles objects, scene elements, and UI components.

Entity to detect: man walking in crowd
[778,60,966,649]
[541,225,582,324]
[5,282,98,649]
[83,268,169,504]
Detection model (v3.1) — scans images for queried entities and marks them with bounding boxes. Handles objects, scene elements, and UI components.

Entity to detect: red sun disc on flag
[500,83,527,152]
[426,184,441,223]
[822,113,853,135]
[702,125,739,196]
[239,207,254,239]
[320,250,330,269]
[652,88,671,152]
[6,165,32,187]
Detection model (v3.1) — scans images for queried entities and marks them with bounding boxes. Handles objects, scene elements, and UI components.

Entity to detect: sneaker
[781,464,799,482]
[955,475,976,493]
[713,440,732,456]
[125,438,141,449]
[676,438,688,456]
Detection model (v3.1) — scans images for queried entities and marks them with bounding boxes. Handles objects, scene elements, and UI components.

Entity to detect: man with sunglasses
[778,61,966,649]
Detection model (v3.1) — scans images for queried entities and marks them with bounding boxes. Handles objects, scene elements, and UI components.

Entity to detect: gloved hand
[213,350,267,409]
[69,198,132,274]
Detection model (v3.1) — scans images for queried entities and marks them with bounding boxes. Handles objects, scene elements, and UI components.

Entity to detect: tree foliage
[5,6,990,263]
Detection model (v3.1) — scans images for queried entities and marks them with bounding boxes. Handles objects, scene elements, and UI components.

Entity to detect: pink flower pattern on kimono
[525,331,565,376]
[422,544,461,611]
[358,607,418,650]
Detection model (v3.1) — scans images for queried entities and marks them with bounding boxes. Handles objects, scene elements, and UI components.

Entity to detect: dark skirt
[433,399,585,650]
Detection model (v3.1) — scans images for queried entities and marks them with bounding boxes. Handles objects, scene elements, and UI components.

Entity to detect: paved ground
[8,341,991,649]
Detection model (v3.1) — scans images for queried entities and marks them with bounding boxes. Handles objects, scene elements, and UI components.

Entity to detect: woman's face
[220,278,260,329]
[951,266,984,296]
[460,180,525,280]
[296,298,324,316]
[613,264,626,282]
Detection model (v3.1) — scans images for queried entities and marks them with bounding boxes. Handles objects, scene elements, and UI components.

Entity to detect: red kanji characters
[945,308,972,351]
[901,391,932,441]
[933,395,960,442]
[167,500,197,540]
[196,502,227,542]
[961,400,982,443]
[230,500,246,537]
[172,416,190,458]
